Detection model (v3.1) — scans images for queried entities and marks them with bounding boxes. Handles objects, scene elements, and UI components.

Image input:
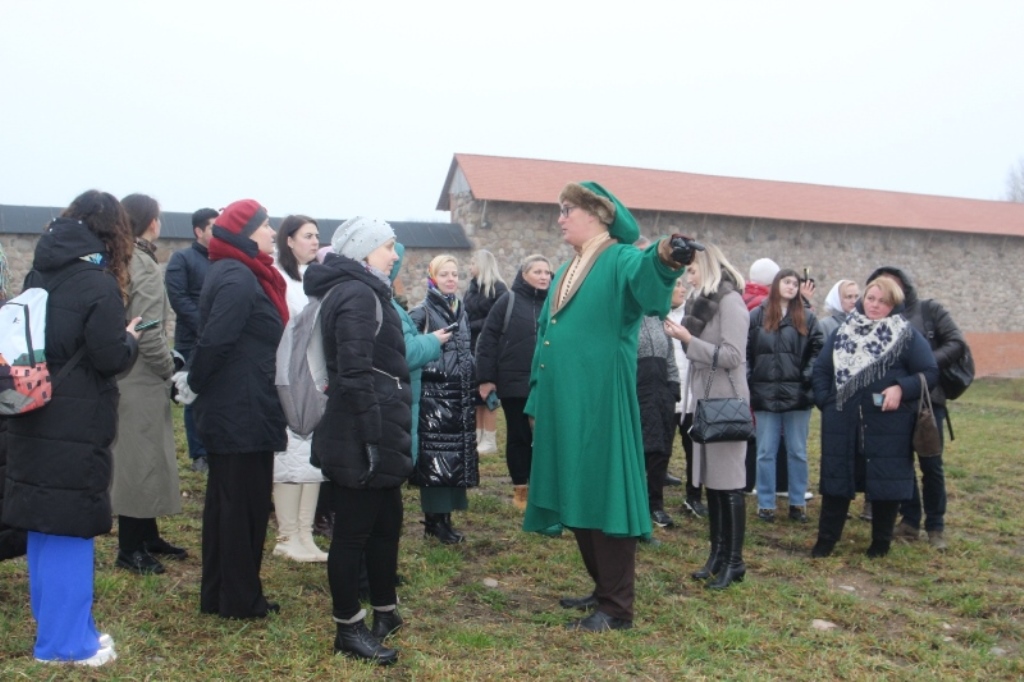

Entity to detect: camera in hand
[668,234,705,266]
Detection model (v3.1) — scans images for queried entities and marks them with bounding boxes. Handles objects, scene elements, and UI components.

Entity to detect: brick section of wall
[965,332,1024,378]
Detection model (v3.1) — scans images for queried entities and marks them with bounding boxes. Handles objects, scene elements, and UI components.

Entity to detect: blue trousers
[899,406,947,532]
[755,409,811,511]
[27,532,100,661]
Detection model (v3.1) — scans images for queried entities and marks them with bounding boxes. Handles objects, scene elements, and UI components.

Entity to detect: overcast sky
[1,1,1022,222]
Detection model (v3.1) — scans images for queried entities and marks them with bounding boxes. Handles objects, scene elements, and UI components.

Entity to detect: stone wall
[450,193,1024,334]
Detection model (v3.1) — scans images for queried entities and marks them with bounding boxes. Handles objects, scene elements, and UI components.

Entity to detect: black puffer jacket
[304,255,412,489]
[747,304,823,412]
[475,271,547,399]
[0,419,27,560]
[464,278,508,351]
[409,289,478,488]
[188,258,287,454]
[866,266,966,406]
[164,241,210,353]
[4,219,138,538]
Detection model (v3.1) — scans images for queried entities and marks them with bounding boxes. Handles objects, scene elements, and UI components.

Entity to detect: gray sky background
[1,1,1022,222]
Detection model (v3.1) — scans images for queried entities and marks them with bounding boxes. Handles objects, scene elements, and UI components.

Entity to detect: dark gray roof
[0,205,471,249]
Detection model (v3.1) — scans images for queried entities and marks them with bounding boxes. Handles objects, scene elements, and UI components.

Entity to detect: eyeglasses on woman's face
[558,204,578,218]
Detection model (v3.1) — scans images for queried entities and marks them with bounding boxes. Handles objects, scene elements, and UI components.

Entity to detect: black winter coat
[4,220,138,538]
[474,272,547,399]
[464,278,508,352]
[811,306,938,501]
[747,304,823,412]
[165,241,210,353]
[0,419,27,560]
[304,256,413,489]
[409,289,479,488]
[189,259,287,455]
[866,266,966,406]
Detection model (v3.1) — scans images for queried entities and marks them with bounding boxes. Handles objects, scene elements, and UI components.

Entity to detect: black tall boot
[866,500,899,558]
[706,490,746,590]
[442,513,465,543]
[334,617,398,665]
[691,490,724,580]
[422,513,461,545]
[812,495,851,558]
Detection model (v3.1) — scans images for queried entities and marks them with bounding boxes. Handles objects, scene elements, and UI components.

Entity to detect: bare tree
[1006,157,1024,202]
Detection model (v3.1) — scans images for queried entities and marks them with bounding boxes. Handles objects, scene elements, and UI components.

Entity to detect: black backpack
[921,299,974,401]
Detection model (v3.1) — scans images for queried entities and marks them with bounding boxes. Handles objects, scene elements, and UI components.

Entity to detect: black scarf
[682,279,738,338]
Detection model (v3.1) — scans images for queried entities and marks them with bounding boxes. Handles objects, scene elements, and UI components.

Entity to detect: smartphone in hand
[134,319,161,332]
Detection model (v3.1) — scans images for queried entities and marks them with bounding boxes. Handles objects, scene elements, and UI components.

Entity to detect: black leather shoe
[116,549,165,575]
[664,472,683,486]
[143,537,188,560]
[811,541,835,558]
[371,609,404,640]
[558,594,597,610]
[335,620,398,665]
[565,610,633,632]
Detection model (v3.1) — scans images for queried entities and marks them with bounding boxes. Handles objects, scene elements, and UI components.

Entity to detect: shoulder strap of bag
[501,291,516,336]
[702,345,742,401]
[917,372,933,414]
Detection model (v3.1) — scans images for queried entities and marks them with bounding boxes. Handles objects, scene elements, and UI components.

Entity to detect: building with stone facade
[436,153,1024,376]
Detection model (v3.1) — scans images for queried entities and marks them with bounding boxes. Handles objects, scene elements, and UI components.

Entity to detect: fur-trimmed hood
[866,266,918,307]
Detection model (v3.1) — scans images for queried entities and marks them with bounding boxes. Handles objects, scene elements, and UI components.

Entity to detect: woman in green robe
[524,181,693,632]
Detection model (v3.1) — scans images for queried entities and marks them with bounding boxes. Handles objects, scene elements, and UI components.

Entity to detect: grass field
[1,378,1022,680]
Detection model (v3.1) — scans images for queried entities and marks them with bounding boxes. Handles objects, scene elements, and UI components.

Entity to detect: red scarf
[208,233,289,325]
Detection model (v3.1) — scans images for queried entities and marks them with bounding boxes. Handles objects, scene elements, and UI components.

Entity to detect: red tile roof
[438,153,1024,237]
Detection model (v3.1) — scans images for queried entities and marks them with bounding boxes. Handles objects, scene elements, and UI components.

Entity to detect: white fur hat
[748,258,780,286]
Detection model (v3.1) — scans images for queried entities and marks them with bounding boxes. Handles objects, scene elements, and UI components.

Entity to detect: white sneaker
[804,491,814,501]
[776,492,789,499]
[37,645,117,667]
[99,633,114,650]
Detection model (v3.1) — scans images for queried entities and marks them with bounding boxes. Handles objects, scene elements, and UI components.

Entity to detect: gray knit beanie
[331,217,395,262]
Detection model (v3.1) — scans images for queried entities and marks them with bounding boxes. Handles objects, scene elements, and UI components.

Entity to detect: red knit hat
[215,199,268,238]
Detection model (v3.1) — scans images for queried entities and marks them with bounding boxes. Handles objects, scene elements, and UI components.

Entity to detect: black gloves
[358,443,381,486]
[669,234,705,267]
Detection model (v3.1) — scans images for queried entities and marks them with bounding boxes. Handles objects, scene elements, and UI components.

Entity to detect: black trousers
[645,449,671,512]
[329,485,403,621]
[818,495,899,548]
[678,413,702,500]
[501,397,533,485]
[200,451,274,618]
[118,516,157,553]
[571,528,637,621]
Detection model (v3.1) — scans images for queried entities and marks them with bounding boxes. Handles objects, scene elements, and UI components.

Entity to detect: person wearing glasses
[525,182,693,632]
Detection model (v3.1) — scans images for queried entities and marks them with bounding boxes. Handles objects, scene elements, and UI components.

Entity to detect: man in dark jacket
[166,207,217,472]
[867,266,967,551]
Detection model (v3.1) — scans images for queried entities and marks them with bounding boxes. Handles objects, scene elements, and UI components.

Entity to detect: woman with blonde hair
[463,249,508,454]
[476,253,553,509]
[410,254,479,543]
[664,243,751,590]
[810,276,937,558]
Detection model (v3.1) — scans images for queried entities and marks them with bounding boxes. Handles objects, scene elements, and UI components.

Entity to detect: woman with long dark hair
[187,199,288,619]
[747,268,823,524]
[110,193,183,575]
[271,215,328,563]
[4,190,140,665]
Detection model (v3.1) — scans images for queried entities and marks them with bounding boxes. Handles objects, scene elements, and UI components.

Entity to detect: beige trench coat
[684,289,750,490]
[111,249,181,518]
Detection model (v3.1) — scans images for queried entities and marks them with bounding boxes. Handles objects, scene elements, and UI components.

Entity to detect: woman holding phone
[409,254,478,543]
[110,193,183,576]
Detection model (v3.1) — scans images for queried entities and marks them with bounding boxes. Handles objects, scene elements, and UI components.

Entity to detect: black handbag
[689,346,754,444]
[913,372,942,458]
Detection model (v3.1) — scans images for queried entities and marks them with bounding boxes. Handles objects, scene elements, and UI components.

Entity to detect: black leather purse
[689,346,754,445]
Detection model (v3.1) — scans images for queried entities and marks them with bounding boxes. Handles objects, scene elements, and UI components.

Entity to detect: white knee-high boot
[298,482,329,562]
[273,483,318,562]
